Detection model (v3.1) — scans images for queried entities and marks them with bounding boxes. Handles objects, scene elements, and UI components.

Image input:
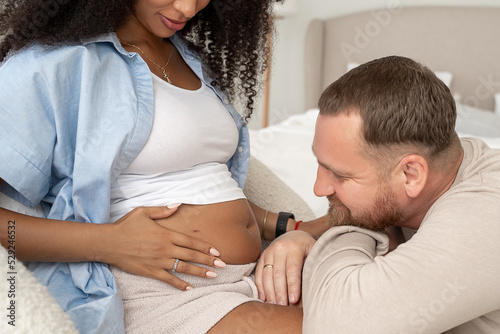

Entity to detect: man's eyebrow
[318,161,354,177]
[311,145,354,177]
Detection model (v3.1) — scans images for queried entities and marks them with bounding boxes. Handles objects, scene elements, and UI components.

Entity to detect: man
[257,56,500,333]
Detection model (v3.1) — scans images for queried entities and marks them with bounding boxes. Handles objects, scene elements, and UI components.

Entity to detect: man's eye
[333,173,348,182]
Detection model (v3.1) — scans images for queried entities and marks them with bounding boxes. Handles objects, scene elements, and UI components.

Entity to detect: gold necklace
[121,41,173,83]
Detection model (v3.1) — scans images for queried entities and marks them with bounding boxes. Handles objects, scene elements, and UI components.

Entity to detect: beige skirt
[111,262,260,334]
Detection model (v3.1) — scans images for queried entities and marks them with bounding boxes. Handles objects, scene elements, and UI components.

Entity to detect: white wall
[248,0,500,129]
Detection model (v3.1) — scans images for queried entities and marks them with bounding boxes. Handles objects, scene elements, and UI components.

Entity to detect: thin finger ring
[264,264,274,269]
[172,258,180,272]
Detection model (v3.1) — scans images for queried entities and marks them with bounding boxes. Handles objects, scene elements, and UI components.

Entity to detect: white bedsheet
[250,109,326,217]
[249,108,500,218]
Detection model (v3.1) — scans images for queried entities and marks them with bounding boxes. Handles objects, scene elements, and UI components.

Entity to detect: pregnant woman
[0,0,328,333]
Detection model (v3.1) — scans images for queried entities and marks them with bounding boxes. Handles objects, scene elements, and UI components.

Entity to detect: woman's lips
[160,15,187,31]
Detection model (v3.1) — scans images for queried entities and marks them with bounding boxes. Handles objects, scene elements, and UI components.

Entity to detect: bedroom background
[248,0,500,129]
[247,0,500,219]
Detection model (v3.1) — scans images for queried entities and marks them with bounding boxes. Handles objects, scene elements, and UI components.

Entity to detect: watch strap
[275,212,295,238]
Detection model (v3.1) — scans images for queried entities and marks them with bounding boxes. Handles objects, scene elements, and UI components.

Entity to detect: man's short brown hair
[318,56,460,170]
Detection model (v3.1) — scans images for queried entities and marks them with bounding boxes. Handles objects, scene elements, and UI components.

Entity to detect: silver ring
[172,258,180,272]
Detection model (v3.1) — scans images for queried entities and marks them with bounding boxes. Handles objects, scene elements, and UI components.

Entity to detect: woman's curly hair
[0,0,280,119]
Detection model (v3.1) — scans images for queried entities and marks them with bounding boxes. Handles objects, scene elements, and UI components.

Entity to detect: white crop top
[109,74,245,222]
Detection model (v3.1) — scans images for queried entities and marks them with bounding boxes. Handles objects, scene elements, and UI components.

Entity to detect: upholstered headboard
[305,7,500,111]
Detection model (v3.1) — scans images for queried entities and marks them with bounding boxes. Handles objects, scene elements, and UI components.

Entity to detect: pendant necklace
[121,41,173,83]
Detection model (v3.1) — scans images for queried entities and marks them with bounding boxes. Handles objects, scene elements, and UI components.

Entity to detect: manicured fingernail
[290,294,297,303]
[185,286,193,291]
[210,248,221,256]
[259,293,265,301]
[167,203,182,209]
[278,301,286,306]
[214,259,226,268]
[206,271,217,278]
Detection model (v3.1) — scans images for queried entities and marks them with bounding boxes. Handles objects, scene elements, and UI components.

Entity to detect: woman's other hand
[255,230,316,306]
[104,205,224,291]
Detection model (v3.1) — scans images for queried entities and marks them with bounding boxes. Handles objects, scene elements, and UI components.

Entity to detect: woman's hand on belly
[104,205,225,291]
[154,200,262,265]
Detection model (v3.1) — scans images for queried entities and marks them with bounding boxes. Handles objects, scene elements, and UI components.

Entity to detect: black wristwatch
[275,212,295,238]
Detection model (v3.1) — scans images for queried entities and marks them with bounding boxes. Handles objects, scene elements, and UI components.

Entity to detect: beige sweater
[303,138,500,334]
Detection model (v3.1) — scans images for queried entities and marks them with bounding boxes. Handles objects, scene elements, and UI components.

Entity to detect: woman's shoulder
[0,34,135,98]
[1,33,124,75]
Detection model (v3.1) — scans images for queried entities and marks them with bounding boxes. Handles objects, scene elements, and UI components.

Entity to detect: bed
[249,6,500,219]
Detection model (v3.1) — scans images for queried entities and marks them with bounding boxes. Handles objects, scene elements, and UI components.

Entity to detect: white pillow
[455,102,500,137]
[434,71,453,89]
[346,62,359,72]
[346,62,453,88]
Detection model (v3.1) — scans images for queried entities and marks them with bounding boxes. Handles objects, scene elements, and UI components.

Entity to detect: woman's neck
[116,15,170,50]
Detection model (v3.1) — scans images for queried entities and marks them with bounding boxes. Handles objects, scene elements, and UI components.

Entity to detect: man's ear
[397,154,428,198]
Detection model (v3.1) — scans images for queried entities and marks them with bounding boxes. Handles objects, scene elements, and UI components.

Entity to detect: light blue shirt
[0,32,250,333]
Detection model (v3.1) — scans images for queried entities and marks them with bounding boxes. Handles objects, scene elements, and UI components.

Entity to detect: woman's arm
[249,201,330,241]
[0,178,223,291]
[0,205,113,263]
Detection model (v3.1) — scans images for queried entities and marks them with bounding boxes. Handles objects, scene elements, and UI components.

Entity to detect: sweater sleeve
[302,205,500,334]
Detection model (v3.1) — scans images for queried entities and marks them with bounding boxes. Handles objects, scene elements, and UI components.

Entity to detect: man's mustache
[326,195,346,209]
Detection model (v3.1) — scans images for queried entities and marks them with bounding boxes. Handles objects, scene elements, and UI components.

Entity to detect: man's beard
[326,186,404,232]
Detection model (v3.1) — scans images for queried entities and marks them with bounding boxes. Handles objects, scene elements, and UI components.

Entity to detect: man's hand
[255,230,316,306]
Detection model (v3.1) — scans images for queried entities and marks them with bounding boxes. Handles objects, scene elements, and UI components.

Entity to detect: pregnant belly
[154,199,261,264]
